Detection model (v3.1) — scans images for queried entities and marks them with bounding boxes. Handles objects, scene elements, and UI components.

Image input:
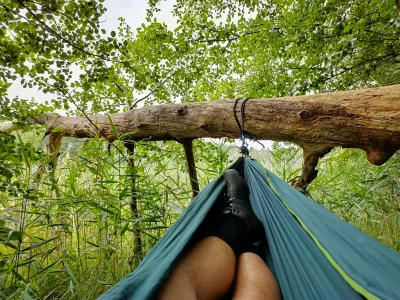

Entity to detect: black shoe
[222,169,265,242]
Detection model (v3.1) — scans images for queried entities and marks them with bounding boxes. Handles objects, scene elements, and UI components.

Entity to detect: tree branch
[29,85,400,166]
[181,139,199,199]
[130,70,178,109]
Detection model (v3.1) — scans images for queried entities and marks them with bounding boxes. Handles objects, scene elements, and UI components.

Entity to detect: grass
[0,134,399,299]
[310,147,400,251]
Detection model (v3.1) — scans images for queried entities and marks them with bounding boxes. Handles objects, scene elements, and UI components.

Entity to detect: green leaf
[0,216,22,223]
[343,24,352,33]
[21,236,58,252]
[86,201,116,215]
[107,114,119,138]
[8,230,23,242]
[63,261,78,284]
[32,259,61,277]
[21,291,35,300]
[120,222,130,236]
[11,268,26,283]
[86,165,101,176]
[86,240,101,247]
[119,187,129,199]
[0,241,18,249]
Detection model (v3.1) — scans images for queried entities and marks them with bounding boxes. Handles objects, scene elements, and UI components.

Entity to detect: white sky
[103,0,177,32]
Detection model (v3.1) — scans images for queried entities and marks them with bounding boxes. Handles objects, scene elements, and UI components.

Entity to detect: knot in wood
[178,106,188,116]
[299,110,317,119]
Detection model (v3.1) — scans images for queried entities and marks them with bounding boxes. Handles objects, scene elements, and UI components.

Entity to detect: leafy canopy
[148,0,400,99]
[1,0,400,120]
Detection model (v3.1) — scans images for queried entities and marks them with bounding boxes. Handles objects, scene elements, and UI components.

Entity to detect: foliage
[310,147,400,251]
[2,1,400,120]
[0,136,399,299]
[0,134,196,298]
[1,1,400,299]
[148,0,400,100]
[0,0,108,119]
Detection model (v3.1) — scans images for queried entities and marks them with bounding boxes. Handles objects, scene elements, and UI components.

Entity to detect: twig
[130,70,178,109]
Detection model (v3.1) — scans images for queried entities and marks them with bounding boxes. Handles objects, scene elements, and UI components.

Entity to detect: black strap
[240,97,250,134]
[233,98,265,153]
[233,98,243,134]
[233,98,250,137]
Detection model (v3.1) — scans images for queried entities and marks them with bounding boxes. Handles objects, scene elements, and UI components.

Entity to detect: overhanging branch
[29,85,400,167]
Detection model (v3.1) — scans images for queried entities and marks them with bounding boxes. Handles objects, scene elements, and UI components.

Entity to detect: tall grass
[310,147,400,251]
[1,134,399,299]
[260,142,400,251]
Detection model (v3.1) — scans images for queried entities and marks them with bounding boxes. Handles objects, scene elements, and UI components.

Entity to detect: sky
[103,0,176,31]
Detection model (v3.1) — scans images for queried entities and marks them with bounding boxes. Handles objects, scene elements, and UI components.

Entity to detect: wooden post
[181,139,200,199]
[125,142,142,266]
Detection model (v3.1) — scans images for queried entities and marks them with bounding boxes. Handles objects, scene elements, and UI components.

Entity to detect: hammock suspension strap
[233,98,264,156]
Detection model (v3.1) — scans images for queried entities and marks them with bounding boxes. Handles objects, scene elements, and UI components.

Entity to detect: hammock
[99,157,400,300]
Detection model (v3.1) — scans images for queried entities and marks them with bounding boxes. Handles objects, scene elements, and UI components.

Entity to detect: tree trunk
[30,85,400,168]
[125,143,142,267]
[181,139,200,199]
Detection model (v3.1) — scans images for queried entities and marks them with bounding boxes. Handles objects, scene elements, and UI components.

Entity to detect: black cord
[233,98,250,140]
[240,98,250,135]
[233,98,265,153]
[233,98,243,133]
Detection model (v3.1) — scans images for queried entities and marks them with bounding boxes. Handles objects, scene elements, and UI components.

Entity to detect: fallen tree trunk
[30,84,400,186]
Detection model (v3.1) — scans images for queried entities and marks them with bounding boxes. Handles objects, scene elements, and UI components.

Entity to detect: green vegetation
[1,135,399,299]
[1,0,399,298]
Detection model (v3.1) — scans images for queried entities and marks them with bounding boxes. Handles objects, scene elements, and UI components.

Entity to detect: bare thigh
[233,252,282,300]
[156,237,236,300]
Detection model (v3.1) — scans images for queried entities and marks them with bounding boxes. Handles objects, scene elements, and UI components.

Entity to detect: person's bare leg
[158,169,263,299]
[233,252,282,300]
[156,236,236,300]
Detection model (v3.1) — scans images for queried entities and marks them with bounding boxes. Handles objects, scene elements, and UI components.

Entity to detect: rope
[233,98,265,156]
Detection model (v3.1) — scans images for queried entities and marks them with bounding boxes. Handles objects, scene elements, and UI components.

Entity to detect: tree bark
[47,134,63,169]
[30,84,400,167]
[181,139,200,199]
[125,142,142,267]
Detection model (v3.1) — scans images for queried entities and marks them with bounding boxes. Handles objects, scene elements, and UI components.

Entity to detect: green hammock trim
[263,170,378,300]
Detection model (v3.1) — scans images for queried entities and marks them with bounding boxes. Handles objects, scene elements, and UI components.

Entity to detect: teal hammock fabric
[99,157,400,300]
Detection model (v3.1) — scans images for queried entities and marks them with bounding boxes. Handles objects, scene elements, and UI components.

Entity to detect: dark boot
[222,169,265,243]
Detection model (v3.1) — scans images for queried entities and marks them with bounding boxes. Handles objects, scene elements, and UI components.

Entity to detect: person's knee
[233,285,273,300]
[233,252,282,300]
